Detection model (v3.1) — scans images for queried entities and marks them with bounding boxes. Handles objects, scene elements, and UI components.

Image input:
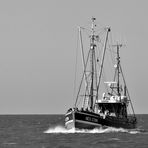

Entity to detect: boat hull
[65,110,136,130]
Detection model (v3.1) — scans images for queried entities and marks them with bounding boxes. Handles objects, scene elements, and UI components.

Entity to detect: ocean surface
[0,114,148,148]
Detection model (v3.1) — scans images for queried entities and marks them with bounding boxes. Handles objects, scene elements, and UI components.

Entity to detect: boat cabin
[96,93,128,118]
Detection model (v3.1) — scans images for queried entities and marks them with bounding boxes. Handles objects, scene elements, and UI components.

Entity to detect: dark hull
[65,110,136,130]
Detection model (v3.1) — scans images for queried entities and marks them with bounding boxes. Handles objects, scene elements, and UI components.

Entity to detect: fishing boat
[65,18,137,130]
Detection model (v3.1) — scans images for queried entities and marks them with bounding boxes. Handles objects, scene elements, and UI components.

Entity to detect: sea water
[0,114,147,148]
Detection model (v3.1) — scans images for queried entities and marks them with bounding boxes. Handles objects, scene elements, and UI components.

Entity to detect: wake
[44,126,141,134]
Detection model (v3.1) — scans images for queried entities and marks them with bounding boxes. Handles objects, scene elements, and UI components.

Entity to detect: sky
[0,0,147,114]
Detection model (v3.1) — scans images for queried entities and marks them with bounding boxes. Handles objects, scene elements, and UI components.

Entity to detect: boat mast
[116,44,122,96]
[74,18,97,108]
[90,17,96,110]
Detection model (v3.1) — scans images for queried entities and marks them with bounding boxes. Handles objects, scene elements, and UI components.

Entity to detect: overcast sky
[0,0,147,114]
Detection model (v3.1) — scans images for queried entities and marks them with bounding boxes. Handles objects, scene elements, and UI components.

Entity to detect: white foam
[129,130,141,134]
[44,126,75,133]
[44,126,132,134]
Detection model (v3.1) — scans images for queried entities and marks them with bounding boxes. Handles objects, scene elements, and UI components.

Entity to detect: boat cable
[96,28,110,100]
[119,64,136,117]
[108,31,115,74]
[72,29,79,106]
[74,49,91,107]
[79,27,90,96]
